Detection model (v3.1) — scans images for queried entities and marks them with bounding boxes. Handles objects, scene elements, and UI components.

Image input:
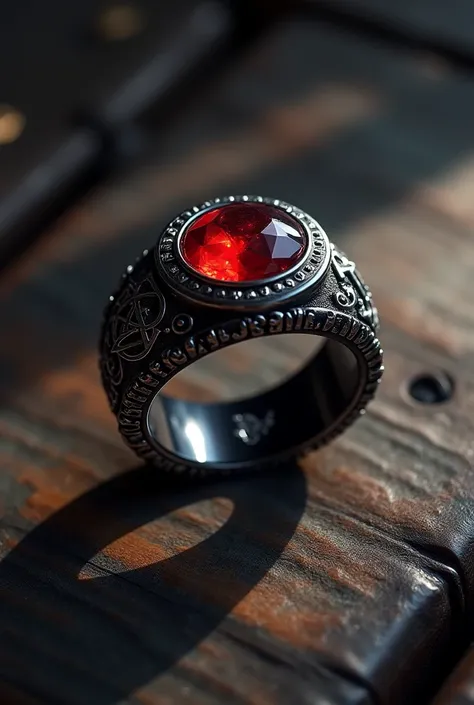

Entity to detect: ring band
[100,196,383,475]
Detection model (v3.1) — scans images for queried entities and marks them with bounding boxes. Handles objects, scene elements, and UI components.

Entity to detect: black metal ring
[100,195,384,475]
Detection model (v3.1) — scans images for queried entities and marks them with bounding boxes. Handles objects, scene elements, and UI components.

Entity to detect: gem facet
[180,203,307,283]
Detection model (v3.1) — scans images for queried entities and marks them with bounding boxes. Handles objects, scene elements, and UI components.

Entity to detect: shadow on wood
[0,463,306,705]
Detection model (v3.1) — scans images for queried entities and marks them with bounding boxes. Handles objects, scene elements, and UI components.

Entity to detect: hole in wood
[408,371,454,404]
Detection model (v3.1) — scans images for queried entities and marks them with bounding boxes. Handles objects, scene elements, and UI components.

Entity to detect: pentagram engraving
[332,247,379,330]
[100,271,166,410]
[108,274,166,363]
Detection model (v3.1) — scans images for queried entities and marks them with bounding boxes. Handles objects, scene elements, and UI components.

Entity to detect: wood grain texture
[433,648,474,705]
[0,18,474,705]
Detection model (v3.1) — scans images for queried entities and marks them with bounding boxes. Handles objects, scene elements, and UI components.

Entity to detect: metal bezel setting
[155,196,331,308]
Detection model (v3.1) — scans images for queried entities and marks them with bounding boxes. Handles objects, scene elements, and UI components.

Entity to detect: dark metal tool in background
[2,0,473,272]
[0,0,295,269]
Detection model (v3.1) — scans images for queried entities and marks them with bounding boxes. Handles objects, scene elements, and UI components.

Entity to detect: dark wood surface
[1,15,474,705]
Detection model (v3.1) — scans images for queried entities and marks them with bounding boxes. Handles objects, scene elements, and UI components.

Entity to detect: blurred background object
[4,0,474,271]
[0,0,236,268]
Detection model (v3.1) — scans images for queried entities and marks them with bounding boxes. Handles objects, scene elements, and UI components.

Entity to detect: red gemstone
[180,203,307,283]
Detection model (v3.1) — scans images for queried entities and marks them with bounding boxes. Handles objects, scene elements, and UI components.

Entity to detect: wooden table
[1,7,474,704]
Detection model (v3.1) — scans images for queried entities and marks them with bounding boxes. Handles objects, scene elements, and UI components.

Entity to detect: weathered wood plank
[1,18,474,705]
[0,465,452,705]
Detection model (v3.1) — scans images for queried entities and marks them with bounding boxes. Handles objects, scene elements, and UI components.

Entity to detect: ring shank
[146,337,360,466]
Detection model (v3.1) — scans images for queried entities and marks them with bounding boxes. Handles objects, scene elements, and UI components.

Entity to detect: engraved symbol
[233,411,275,446]
[110,275,166,362]
[332,249,358,309]
[172,314,194,335]
[332,247,378,329]
[335,282,357,308]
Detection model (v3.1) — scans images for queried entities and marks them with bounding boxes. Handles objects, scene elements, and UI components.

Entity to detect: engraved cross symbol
[332,249,356,281]
[333,249,358,309]
[331,246,378,329]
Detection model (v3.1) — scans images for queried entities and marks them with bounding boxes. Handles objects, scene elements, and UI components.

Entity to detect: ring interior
[146,337,361,466]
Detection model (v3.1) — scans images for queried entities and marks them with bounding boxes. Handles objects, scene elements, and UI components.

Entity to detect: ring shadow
[0,461,306,705]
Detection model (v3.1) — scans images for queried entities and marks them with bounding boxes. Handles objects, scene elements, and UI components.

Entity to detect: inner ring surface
[146,336,361,466]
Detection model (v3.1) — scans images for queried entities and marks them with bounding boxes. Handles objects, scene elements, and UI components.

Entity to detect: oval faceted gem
[180,203,307,283]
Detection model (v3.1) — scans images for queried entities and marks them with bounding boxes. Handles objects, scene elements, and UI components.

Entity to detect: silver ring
[100,195,384,475]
